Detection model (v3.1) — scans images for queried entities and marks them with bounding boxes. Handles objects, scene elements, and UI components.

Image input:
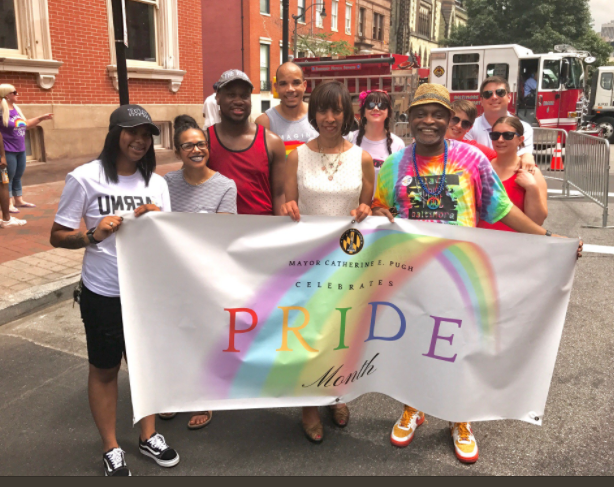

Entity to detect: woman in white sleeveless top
[282,81,374,444]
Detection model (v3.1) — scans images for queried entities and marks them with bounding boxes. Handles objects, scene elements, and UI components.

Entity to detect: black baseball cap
[109,104,160,136]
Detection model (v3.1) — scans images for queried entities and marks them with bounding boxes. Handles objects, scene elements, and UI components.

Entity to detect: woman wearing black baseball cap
[50,105,180,476]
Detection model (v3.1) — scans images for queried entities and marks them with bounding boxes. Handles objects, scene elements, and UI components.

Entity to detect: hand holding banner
[117,214,577,425]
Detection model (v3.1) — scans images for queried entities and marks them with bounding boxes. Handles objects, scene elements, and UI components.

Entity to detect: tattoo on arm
[60,232,87,249]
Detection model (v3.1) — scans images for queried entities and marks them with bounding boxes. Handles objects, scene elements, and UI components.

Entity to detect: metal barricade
[532,128,568,182]
[564,131,612,228]
[393,122,413,145]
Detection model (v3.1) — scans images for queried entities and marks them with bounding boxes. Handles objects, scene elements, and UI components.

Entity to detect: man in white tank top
[255,62,318,147]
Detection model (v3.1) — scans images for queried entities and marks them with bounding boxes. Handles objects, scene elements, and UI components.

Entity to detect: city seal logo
[433,66,445,78]
[340,229,364,255]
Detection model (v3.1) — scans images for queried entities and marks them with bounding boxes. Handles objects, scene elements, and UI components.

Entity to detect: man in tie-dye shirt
[373,83,558,465]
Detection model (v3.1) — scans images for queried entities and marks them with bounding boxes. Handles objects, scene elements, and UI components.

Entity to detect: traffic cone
[550,135,564,171]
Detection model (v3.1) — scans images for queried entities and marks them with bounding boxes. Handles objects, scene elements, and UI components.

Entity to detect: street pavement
[0,154,613,475]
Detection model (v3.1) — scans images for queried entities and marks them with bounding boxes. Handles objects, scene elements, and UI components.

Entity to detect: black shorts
[80,284,125,369]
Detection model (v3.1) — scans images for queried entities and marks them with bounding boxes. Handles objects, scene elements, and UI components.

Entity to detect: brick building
[201,0,356,117]
[354,1,392,55]
[0,0,203,162]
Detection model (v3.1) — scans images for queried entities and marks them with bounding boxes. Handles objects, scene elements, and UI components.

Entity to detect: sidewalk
[0,159,181,325]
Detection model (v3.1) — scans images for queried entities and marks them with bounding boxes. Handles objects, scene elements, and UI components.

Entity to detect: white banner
[117,214,577,424]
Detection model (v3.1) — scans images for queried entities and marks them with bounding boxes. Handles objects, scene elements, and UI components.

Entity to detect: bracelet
[544,230,552,237]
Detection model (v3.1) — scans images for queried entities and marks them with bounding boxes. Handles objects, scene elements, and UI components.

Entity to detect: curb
[0,273,81,326]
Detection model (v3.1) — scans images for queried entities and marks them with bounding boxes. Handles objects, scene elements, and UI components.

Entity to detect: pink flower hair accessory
[358,89,390,108]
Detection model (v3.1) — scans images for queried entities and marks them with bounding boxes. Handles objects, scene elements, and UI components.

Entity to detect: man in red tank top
[446,100,498,161]
[207,70,286,215]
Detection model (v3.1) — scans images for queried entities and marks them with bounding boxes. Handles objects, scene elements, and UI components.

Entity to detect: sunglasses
[180,141,208,152]
[489,131,520,141]
[451,116,472,130]
[365,101,388,110]
[9,91,18,96]
[481,88,507,99]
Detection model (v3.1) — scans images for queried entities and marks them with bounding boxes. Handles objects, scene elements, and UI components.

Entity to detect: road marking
[548,189,614,198]
[583,244,614,255]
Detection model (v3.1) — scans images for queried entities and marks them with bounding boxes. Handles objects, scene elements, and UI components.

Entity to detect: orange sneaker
[390,405,425,447]
[450,422,479,463]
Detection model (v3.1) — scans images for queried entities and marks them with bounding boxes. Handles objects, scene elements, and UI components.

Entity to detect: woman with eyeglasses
[0,84,53,214]
[346,90,405,191]
[157,115,237,429]
[478,116,547,231]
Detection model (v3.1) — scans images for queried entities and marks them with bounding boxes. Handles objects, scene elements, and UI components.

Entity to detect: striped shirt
[164,170,237,214]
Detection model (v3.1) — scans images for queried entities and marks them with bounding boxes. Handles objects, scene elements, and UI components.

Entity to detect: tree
[295,32,355,57]
[444,0,612,66]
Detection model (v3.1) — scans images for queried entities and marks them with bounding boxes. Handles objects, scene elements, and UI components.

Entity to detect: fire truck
[293,54,420,129]
[581,66,614,142]
[428,44,590,132]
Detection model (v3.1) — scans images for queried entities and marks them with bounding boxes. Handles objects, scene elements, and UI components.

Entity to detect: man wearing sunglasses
[465,76,536,171]
[372,83,578,465]
[446,100,497,161]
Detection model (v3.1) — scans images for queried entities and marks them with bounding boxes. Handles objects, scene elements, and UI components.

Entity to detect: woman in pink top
[478,116,548,232]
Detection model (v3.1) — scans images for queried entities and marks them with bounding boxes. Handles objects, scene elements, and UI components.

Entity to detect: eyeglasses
[450,116,472,130]
[489,131,520,141]
[10,91,18,96]
[481,89,507,99]
[179,141,208,152]
[366,101,388,111]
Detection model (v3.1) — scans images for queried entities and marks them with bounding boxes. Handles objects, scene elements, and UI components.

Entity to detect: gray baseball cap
[216,70,254,91]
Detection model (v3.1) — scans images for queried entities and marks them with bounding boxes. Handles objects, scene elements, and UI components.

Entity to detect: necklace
[182,169,212,186]
[318,139,344,181]
[412,140,448,197]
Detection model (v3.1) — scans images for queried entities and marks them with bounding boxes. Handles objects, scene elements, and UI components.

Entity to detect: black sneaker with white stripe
[103,447,131,476]
[139,432,180,467]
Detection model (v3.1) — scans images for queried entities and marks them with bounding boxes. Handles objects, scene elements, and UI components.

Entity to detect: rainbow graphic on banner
[14,118,26,128]
[205,228,499,399]
[284,140,304,158]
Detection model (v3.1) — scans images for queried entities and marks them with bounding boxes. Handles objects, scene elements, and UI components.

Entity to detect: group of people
[0,84,54,228]
[50,63,577,476]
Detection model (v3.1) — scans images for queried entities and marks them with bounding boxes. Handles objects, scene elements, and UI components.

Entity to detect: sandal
[328,404,350,428]
[302,419,324,444]
[158,412,177,420]
[187,411,213,430]
[9,207,19,214]
[17,202,36,208]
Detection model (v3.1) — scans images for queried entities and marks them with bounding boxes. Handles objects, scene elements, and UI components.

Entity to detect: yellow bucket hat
[409,83,453,111]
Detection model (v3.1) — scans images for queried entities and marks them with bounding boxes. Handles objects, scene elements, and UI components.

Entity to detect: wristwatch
[86,228,101,245]
[544,230,552,237]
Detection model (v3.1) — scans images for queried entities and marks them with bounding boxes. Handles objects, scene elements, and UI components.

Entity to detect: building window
[316,0,324,28]
[0,0,18,51]
[105,0,184,93]
[260,0,270,14]
[373,12,383,41]
[345,4,352,34]
[126,0,157,63]
[297,0,305,22]
[261,100,271,113]
[331,1,338,31]
[418,5,432,38]
[0,0,60,89]
[152,122,171,150]
[24,128,44,162]
[260,44,271,91]
[358,8,365,36]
